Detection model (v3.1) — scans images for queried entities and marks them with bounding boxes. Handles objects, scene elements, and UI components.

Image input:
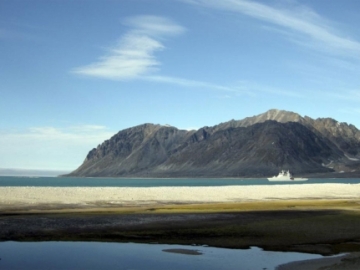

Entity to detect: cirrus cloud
[72,15,185,80]
[183,0,360,57]
[0,125,115,170]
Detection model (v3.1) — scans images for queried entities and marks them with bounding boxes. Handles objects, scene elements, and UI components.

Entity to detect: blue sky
[1,0,360,172]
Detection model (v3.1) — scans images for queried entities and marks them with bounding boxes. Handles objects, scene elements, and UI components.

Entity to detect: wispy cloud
[145,75,306,98]
[72,16,185,80]
[71,7,360,100]
[25,125,112,141]
[328,89,360,102]
[183,0,360,57]
[0,125,115,170]
[144,75,250,94]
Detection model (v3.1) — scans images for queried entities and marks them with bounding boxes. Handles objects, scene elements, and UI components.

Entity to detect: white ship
[268,170,308,181]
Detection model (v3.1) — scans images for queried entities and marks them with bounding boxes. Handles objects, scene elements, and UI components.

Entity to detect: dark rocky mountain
[66,109,360,178]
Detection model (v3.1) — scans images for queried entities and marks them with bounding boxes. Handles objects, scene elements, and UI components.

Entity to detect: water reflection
[0,242,327,270]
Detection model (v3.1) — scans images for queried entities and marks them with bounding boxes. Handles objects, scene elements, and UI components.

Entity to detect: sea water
[0,242,327,270]
[1,176,360,187]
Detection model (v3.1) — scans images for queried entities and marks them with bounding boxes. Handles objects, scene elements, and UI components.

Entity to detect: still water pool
[0,242,327,270]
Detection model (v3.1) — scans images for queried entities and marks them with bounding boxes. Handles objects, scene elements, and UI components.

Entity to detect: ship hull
[267,170,308,181]
[267,178,308,182]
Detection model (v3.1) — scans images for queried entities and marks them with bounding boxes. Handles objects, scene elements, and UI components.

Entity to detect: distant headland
[65,109,360,178]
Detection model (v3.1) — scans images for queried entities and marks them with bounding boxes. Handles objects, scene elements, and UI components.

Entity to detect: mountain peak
[213,109,304,132]
[66,109,360,178]
[252,109,304,123]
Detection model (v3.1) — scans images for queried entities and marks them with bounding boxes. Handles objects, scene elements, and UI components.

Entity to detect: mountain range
[66,109,360,178]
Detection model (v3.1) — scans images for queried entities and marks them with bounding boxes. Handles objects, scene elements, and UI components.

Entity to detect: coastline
[2,184,360,269]
[1,184,360,209]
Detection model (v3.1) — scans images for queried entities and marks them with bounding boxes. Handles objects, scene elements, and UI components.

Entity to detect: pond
[0,241,329,270]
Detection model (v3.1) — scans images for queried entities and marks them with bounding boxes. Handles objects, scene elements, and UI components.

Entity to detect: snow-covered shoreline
[1,184,360,208]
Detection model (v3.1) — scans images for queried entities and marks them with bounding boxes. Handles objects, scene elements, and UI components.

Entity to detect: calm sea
[1,176,360,187]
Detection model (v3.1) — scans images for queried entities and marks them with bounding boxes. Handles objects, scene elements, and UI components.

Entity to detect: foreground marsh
[1,183,360,269]
[1,200,360,255]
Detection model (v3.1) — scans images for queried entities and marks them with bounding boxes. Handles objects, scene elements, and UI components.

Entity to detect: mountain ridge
[66,109,360,178]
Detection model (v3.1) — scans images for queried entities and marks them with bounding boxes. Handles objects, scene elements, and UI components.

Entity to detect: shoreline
[2,185,360,269]
[1,184,360,209]
[3,173,360,179]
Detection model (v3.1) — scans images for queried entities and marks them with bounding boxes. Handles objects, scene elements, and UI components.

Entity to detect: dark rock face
[214,109,360,158]
[69,124,192,177]
[66,110,360,178]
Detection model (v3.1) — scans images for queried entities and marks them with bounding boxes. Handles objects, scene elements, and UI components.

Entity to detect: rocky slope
[66,109,360,177]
